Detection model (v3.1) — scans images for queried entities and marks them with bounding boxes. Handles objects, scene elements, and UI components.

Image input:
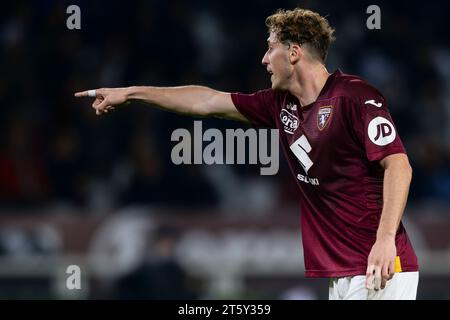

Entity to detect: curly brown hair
[265,8,335,63]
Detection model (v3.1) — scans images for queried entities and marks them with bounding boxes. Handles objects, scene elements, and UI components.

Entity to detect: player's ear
[289,44,302,64]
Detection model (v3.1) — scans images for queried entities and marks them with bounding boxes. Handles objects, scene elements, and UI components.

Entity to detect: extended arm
[366,153,413,290]
[74,85,248,122]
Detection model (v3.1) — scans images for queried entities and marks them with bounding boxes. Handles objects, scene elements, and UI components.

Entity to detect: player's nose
[262,52,269,66]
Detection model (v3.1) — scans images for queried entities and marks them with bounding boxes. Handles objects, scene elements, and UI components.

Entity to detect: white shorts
[329,271,419,300]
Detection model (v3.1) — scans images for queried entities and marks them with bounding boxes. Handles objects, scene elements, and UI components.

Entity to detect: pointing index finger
[74,91,89,97]
[75,89,99,98]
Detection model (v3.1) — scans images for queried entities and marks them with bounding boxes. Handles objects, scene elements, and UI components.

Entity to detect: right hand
[74,87,130,115]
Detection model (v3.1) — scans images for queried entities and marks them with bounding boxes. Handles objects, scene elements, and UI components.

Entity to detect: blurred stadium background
[0,0,449,299]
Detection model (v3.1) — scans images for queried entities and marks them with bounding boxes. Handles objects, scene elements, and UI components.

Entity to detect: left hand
[365,235,396,290]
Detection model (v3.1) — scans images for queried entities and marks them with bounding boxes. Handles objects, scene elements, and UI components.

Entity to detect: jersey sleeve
[230,89,276,128]
[348,89,406,162]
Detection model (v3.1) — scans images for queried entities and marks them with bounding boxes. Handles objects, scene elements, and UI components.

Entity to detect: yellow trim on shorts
[395,256,402,273]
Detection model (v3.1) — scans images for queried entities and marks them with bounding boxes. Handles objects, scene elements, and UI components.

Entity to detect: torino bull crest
[317,106,333,130]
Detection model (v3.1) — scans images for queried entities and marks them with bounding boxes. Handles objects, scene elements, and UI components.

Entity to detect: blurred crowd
[1,0,449,213]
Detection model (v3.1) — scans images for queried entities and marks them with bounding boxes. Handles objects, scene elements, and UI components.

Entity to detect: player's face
[262,32,293,90]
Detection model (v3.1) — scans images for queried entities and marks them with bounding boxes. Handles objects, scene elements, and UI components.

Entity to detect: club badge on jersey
[317,106,333,130]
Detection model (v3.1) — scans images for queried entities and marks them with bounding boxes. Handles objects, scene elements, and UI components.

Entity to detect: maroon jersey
[231,69,418,277]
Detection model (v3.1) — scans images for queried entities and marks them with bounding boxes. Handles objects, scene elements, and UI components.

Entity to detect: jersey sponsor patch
[297,173,320,185]
[368,116,396,146]
[317,106,333,131]
[280,109,299,134]
[286,102,297,111]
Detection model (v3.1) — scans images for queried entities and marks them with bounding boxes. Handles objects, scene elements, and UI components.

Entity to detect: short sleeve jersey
[231,70,418,277]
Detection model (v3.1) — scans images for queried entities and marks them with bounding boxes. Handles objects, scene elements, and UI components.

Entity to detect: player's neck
[290,64,330,107]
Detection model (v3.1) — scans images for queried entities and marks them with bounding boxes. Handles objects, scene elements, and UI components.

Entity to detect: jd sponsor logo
[368,116,396,146]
